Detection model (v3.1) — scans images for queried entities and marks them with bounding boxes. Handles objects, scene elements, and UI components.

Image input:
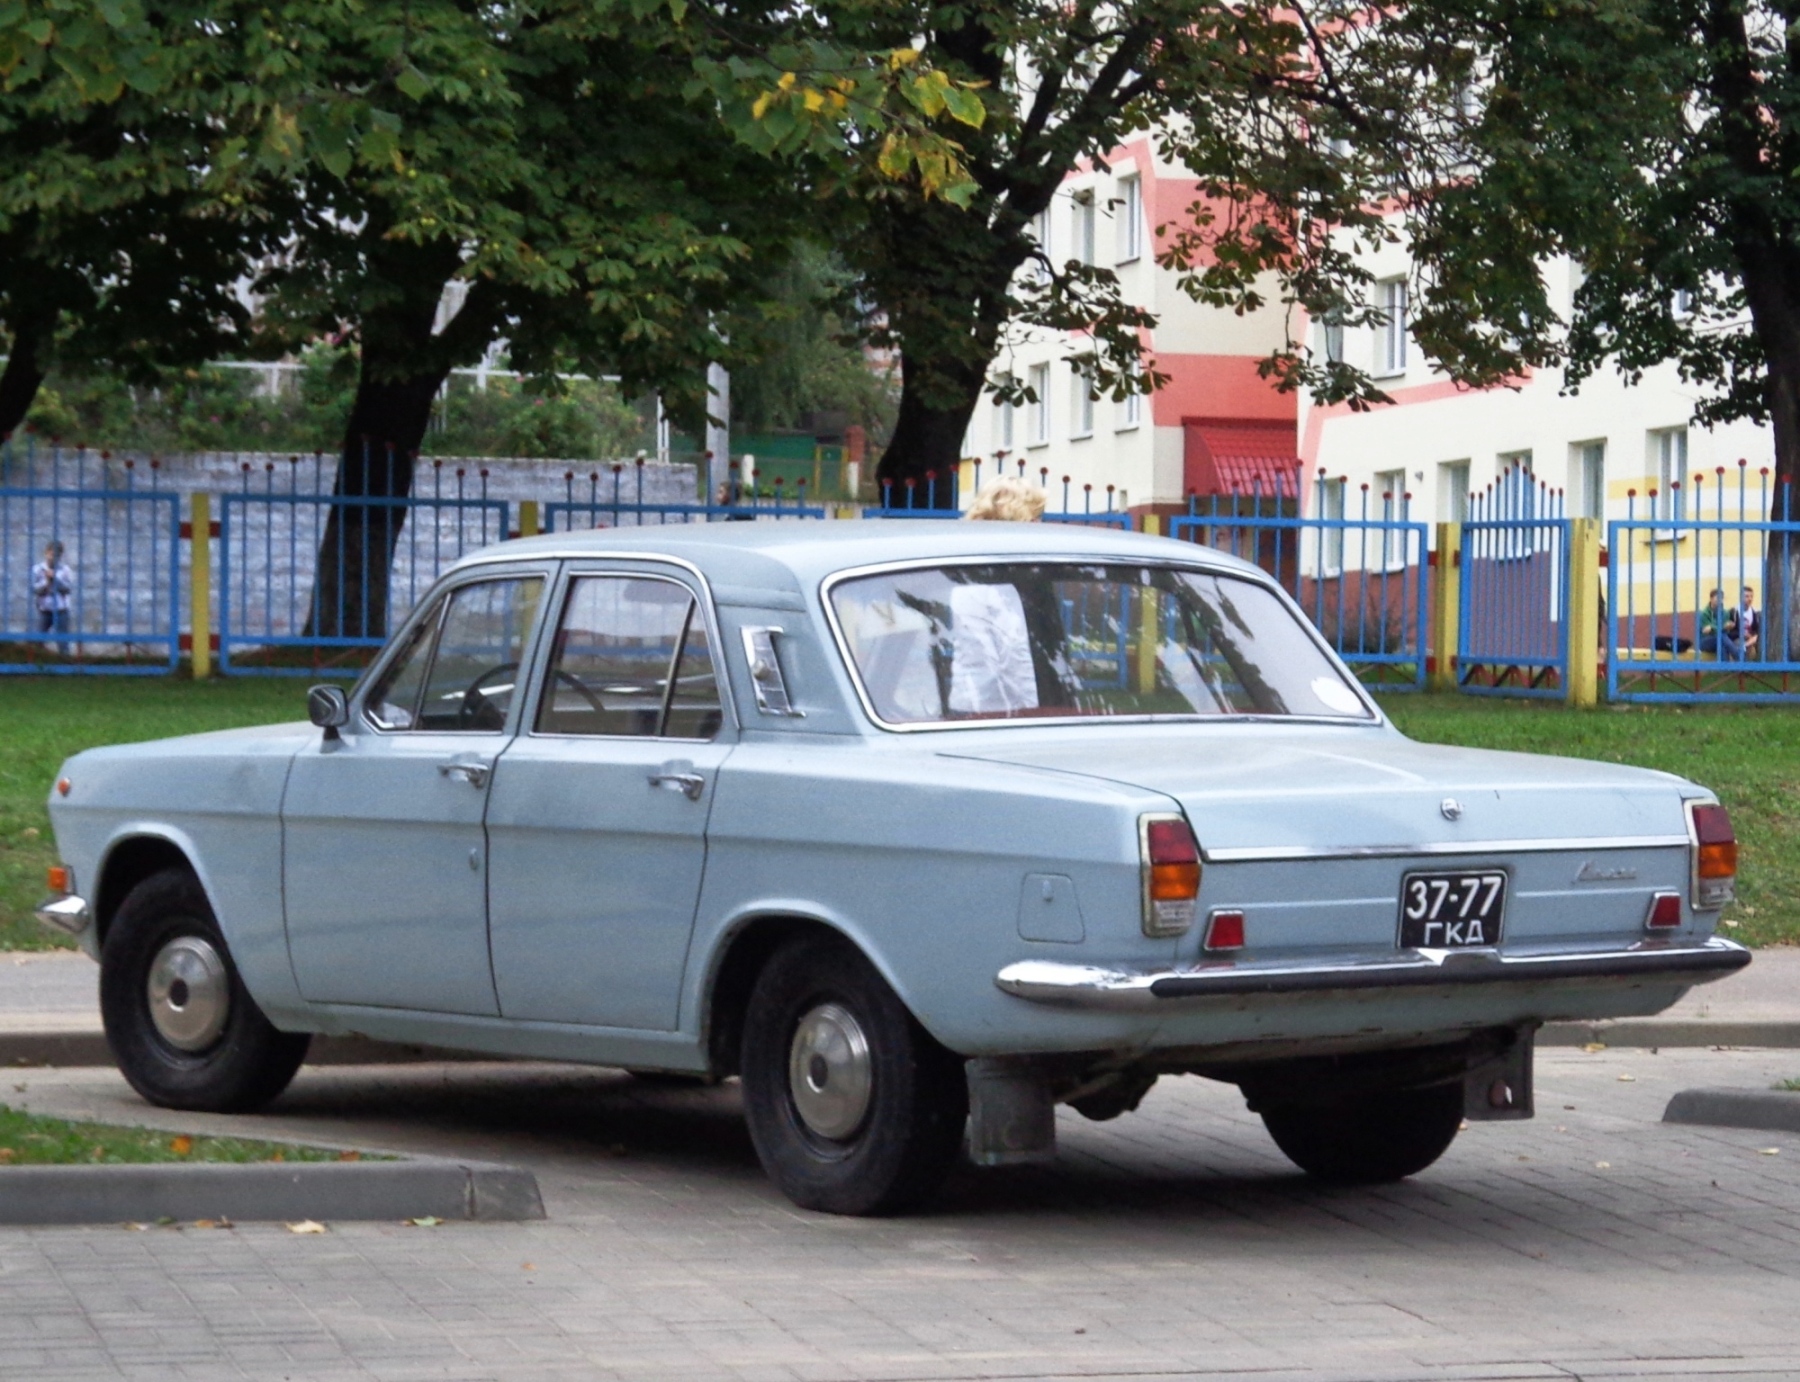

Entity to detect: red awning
[1183,419,1302,500]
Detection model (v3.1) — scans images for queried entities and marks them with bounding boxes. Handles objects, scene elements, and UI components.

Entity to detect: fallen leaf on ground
[122,1223,148,1231]
[170,1135,193,1156]
[0,1149,14,1163]
[285,1220,327,1235]
[1617,1074,1636,1082]
[1758,1148,1781,1156]
[192,1218,233,1230]
[1582,1042,1607,1053]
[521,1262,535,1271]
[269,1152,285,1163]
[406,1216,443,1228]
[1595,1161,1612,1169]
[337,1150,361,1162]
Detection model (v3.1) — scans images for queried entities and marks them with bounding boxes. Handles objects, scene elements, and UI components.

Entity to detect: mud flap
[966,1057,1056,1165]
[1463,1024,1535,1121]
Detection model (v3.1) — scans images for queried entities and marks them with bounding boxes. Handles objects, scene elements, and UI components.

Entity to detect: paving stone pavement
[4,1045,1800,1381]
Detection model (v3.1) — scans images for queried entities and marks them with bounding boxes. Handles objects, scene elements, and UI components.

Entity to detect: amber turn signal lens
[46,865,69,894]
[1691,803,1736,878]
[1141,815,1202,937]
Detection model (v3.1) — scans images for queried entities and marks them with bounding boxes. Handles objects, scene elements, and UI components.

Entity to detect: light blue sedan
[38,522,1748,1214]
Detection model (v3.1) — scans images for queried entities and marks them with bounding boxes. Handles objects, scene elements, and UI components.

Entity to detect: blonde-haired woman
[963,475,1046,522]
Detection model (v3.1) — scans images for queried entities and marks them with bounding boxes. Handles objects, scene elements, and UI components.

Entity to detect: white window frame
[1027,362,1051,447]
[1570,440,1606,520]
[1072,189,1096,267]
[1030,208,1052,283]
[1322,317,1345,365]
[993,376,1016,452]
[1377,279,1408,376]
[1438,460,1470,526]
[1115,174,1143,263]
[1653,427,1688,524]
[1070,359,1095,439]
[1319,478,1345,577]
[1117,388,1142,431]
[1374,468,1408,570]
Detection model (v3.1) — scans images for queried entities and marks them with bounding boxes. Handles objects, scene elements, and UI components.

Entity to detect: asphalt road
[3,1044,1800,1382]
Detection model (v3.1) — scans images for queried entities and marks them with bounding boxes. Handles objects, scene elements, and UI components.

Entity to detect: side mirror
[307,684,350,741]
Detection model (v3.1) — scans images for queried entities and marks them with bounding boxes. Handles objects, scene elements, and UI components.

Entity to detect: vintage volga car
[39,522,1748,1214]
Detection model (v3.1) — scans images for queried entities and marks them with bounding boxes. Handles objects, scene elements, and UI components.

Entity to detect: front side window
[830,562,1370,727]
[537,575,721,739]
[364,577,544,731]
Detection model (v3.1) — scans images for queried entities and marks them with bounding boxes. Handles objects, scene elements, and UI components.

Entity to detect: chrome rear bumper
[995,936,1751,1010]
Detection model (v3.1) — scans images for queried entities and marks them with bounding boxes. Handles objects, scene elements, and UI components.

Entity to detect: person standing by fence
[31,539,74,652]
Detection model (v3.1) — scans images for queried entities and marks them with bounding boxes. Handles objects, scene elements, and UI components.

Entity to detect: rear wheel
[1260,1082,1463,1185]
[100,867,310,1112]
[740,935,966,1215]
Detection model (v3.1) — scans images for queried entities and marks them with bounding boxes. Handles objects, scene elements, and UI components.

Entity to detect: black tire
[100,867,310,1112]
[740,935,967,1216]
[1260,1082,1464,1185]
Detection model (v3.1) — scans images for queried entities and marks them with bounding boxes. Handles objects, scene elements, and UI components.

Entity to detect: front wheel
[740,935,967,1215]
[1260,1082,1463,1185]
[100,867,310,1112]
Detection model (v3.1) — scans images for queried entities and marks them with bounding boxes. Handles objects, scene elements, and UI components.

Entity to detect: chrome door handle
[438,760,491,789]
[648,771,705,801]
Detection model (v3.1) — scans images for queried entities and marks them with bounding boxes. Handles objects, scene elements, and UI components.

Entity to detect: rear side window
[536,576,722,739]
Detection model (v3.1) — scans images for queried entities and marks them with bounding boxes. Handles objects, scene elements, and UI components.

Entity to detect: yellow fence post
[1429,521,1460,693]
[189,492,212,680]
[518,499,540,539]
[1566,517,1600,707]
[1140,513,1161,536]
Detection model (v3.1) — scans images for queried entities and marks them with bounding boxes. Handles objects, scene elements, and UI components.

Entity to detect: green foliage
[727,242,897,438]
[0,1103,352,1165]
[434,376,650,460]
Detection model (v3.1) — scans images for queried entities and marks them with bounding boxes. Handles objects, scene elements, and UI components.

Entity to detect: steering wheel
[458,662,520,731]
[550,668,607,718]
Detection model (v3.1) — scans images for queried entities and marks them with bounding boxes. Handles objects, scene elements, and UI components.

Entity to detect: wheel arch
[94,832,205,951]
[702,912,866,1078]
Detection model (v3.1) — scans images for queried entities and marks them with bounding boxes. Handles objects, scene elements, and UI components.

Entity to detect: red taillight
[1203,909,1245,951]
[1141,815,1201,936]
[1645,891,1682,929]
[1690,802,1737,909]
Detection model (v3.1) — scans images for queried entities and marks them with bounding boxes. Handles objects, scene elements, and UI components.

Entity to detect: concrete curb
[1662,1088,1800,1133]
[0,1158,545,1225]
[1541,1021,1800,1049]
[1,1033,497,1069]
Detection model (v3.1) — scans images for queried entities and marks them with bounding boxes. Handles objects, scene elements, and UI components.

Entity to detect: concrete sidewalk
[5,941,1796,1060]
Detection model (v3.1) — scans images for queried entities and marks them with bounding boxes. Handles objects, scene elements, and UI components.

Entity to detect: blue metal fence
[863,463,1135,529]
[218,468,509,674]
[1168,475,1429,688]
[1607,465,1797,703]
[1457,467,1572,698]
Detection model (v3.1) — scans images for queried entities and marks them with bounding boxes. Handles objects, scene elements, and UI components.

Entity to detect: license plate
[1398,869,1507,948]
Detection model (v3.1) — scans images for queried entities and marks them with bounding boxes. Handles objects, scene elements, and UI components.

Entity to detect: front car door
[486,565,731,1029]
[283,568,550,1014]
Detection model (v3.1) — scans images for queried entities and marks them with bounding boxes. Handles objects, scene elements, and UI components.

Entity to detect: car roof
[450,519,1268,601]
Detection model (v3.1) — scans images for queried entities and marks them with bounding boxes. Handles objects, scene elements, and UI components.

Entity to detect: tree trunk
[877,352,987,509]
[1763,350,1800,662]
[305,364,447,640]
[0,318,47,443]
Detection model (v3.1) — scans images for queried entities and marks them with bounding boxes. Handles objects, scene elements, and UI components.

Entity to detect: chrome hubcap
[787,1002,873,1141]
[146,936,230,1052]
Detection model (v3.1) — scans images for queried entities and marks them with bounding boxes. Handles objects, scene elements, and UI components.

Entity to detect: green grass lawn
[0,1102,360,1165]
[1381,694,1798,948]
[0,677,1793,948]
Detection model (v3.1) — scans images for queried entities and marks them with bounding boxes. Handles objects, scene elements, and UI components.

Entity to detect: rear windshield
[828,562,1371,726]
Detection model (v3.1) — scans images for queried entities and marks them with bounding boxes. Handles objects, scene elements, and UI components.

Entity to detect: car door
[283,569,550,1015]
[485,566,731,1030]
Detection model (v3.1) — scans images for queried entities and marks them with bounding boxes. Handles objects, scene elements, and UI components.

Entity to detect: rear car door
[486,565,730,1030]
[282,568,550,1015]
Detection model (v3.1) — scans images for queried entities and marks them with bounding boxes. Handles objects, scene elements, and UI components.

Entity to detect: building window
[1319,477,1345,576]
[1653,427,1688,521]
[1378,279,1408,375]
[992,376,1016,452]
[1072,190,1096,266]
[1030,208,1052,283]
[1118,388,1142,431]
[1322,316,1345,365]
[1028,362,1051,446]
[1438,460,1470,526]
[1374,468,1408,569]
[1071,359,1095,438]
[1115,174,1143,263]
[1672,288,1694,319]
[1571,440,1605,519]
